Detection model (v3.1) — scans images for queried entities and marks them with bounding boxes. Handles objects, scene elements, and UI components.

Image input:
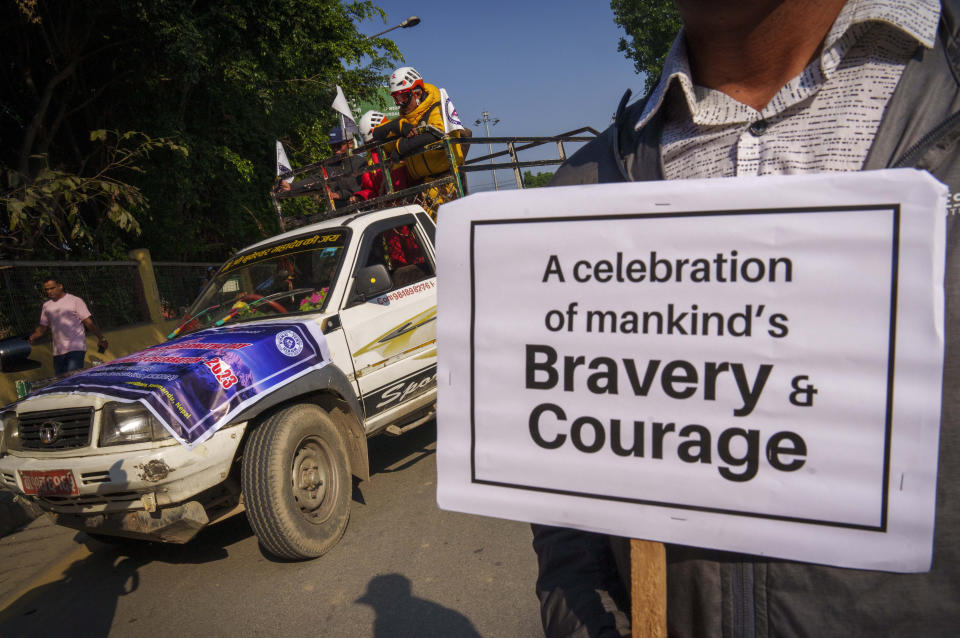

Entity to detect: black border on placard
[468,204,899,532]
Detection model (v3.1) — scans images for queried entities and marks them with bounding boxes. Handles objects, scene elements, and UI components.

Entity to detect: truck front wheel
[242,403,351,560]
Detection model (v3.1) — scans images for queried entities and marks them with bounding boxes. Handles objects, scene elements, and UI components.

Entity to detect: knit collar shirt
[633,0,941,179]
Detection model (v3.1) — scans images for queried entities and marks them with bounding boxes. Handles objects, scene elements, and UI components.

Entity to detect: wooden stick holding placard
[631,539,667,638]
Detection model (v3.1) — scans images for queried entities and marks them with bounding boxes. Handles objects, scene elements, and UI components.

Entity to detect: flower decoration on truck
[298,288,329,312]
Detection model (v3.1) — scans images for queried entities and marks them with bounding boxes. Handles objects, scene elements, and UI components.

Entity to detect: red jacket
[354,151,409,201]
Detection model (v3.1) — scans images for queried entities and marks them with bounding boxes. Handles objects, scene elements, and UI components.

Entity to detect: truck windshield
[173,230,348,337]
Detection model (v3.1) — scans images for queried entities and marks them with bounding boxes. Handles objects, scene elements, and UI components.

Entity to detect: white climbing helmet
[389,66,423,94]
[358,110,387,143]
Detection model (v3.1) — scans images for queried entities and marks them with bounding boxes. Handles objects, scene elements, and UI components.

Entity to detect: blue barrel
[0,337,32,372]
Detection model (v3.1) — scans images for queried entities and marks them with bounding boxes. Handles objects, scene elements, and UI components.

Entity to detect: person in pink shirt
[28,276,108,375]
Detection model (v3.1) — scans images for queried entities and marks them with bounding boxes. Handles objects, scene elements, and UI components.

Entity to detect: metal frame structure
[273,127,599,231]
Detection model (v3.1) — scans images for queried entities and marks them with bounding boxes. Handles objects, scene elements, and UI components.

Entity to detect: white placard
[436,169,946,573]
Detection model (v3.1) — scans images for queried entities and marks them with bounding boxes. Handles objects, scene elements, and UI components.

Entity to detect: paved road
[0,422,544,637]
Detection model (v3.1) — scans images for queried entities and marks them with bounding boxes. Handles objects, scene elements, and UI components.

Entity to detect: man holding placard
[523,0,960,636]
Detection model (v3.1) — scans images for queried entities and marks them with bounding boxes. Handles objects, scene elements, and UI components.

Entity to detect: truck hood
[23,321,331,448]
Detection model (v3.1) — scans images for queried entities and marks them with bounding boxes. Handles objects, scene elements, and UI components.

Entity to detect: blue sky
[356,2,648,188]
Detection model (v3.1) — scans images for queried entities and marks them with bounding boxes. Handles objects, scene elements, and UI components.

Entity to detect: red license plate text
[19,469,78,496]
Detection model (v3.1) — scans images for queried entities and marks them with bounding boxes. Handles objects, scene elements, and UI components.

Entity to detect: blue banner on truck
[26,322,330,447]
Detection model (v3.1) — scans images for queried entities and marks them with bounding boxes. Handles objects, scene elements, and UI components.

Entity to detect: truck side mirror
[355,264,393,300]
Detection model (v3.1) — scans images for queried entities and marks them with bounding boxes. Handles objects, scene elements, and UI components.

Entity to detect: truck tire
[242,403,352,560]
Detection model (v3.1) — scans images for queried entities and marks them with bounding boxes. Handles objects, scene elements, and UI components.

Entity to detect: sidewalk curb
[0,489,44,538]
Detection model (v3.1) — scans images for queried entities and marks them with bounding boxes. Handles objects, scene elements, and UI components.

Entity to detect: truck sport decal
[352,306,437,357]
[363,364,438,417]
[26,322,331,448]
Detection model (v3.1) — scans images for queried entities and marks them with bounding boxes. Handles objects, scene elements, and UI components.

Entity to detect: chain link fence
[0,261,148,339]
[153,262,219,319]
[0,258,220,339]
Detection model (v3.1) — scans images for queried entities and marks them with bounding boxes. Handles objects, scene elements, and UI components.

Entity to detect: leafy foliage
[522,171,555,188]
[3,131,186,259]
[1,1,400,261]
[610,0,683,93]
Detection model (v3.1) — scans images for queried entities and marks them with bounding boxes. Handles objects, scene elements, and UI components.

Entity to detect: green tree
[1,0,400,261]
[610,0,682,94]
[522,171,554,188]
[3,130,187,260]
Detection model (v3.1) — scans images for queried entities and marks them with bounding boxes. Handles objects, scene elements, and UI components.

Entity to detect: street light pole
[475,111,500,191]
[365,15,421,40]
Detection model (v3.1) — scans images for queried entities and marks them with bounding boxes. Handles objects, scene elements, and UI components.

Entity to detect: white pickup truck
[0,205,439,560]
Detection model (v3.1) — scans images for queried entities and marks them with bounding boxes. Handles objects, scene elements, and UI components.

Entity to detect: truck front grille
[18,408,94,450]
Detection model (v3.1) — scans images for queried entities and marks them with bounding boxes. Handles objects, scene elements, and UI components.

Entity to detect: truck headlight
[99,402,173,446]
[0,411,16,455]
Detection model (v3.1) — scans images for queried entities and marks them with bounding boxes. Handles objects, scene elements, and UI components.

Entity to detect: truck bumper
[0,422,246,519]
[55,500,210,544]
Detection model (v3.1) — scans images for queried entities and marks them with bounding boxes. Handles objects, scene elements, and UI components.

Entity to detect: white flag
[439,88,465,134]
[332,85,358,132]
[276,141,294,183]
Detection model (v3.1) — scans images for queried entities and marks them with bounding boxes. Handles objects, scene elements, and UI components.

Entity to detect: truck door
[338,214,437,422]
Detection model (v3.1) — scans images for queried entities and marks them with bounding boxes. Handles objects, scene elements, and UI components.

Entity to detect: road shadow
[0,549,148,637]
[0,517,248,637]
[350,418,436,508]
[366,419,437,477]
[356,573,482,638]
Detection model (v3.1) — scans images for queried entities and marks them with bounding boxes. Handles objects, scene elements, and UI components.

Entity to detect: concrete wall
[0,319,180,405]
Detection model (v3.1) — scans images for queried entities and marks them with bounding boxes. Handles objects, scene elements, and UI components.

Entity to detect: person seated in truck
[366,224,431,289]
[325,123,366,209]
[253,256,297,296]
[370,67,471,185]
[356,110,409,200]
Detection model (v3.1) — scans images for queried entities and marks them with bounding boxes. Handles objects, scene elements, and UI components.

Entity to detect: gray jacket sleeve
[532,524,631,638]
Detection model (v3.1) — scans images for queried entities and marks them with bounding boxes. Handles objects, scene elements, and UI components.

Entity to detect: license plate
[19,469,79,496]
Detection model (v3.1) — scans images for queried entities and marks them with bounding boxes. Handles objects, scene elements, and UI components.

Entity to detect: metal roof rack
[273,127,599,231]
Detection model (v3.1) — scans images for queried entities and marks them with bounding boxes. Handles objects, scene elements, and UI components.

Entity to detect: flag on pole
[439,88,465,134]
[332,85,358,133]
[276,141,294,183]
[272,141,292,231]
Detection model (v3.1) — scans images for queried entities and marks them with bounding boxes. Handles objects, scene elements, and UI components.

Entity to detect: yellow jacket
[396,83,467,181]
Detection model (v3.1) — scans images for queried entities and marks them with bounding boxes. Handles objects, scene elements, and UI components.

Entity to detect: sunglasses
[392,90,413,105]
